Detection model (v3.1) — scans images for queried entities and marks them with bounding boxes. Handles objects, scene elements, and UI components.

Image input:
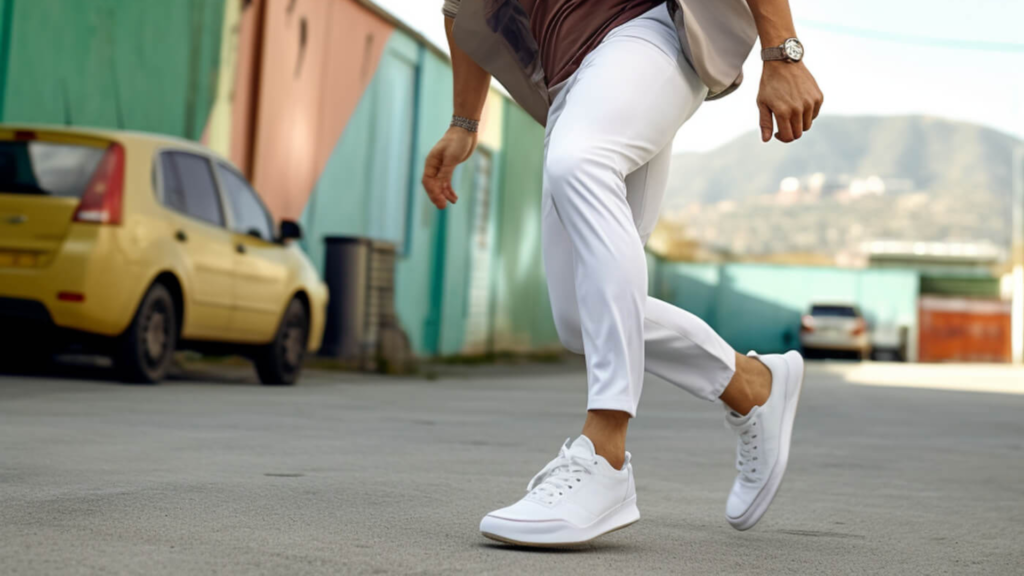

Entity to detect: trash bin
[320,237,414,373]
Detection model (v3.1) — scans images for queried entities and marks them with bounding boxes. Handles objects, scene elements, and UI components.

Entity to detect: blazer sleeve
[442,0,460,18]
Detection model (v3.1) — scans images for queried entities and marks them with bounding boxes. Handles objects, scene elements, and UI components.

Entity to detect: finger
[427,190,446,210]
[790,113,804,140]
[442,182,458,204]
[774,108,794,143]
[421,176,447,210]
[813,93,823,120]
[803,104,814,132]
[437,163,458,204]
[758,103,773,143]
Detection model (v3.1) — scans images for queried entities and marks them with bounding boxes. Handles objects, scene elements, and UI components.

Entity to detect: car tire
[255,298,308,386]
[116,283,178,384]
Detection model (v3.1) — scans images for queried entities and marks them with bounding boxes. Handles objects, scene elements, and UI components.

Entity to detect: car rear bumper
[800,332,871,352]
[0,227,143,337]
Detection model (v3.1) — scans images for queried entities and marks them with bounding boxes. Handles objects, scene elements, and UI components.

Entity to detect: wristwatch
[762,38,804,63]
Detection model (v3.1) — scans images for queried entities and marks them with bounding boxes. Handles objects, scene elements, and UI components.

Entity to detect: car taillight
[801,315,815,332]
[851,319,866,336]
[73,143,125,225]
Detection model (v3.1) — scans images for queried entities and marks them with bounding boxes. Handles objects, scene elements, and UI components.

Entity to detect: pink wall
[230,0,266,177]
[247,0,393,221]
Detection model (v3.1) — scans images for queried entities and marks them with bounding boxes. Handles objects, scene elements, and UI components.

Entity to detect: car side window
[159,152,225,227]
[216,164,274,242]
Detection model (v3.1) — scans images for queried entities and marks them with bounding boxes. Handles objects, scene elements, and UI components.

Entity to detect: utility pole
[1012,147,1024,365]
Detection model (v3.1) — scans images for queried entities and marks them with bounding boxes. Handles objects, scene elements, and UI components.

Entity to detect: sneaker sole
[728,350,805,531]
[481,497,640,548]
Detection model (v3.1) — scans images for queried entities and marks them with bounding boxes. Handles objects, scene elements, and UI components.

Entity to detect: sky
[372,0,1024,152]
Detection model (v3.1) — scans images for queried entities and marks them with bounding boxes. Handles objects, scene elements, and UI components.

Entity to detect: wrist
[763,59,805,71]
[447,126,477,139]
[759,30,797,49]
[450,114,479,133]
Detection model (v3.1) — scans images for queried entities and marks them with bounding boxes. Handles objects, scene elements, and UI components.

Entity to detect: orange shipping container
[918,296,1012,363]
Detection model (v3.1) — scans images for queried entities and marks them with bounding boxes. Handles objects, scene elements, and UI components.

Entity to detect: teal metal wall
[400,48,449,356]
[653,260,921,357]
[435,150,496,355]
[489,100,560,352]
[301,32,421,256]
[0,0,223,139]
[300,31,556,357]
[301,31,438,354]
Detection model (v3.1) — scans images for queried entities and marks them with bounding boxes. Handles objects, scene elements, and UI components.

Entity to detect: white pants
[542,4,736,416]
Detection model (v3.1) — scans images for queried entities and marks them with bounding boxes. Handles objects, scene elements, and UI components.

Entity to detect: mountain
[666,115,1022,206]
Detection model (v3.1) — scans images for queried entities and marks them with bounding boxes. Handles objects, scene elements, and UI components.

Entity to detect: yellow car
[0,125,327,384]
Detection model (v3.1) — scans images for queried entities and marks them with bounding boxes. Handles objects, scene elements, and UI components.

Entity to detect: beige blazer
[447,0,757,125]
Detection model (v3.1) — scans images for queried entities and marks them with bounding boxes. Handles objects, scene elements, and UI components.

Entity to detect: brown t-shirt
[519,0,663,87]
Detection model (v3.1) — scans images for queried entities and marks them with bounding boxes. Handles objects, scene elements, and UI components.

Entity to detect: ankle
[720,354,772,415]
[590,437,626,469]
[747,357,772,403]
[581,410,630,469]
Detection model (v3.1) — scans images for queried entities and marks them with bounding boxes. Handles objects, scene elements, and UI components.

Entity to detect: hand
[422,127,477,209]
[757,61,824,143]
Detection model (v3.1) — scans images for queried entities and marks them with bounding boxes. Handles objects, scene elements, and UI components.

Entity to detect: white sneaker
[724,350,805,531]
[479,436,640,547]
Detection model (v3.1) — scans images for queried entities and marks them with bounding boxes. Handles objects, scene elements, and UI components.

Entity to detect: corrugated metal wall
[295,23,559,358]
[0,0,223,138]
[489,101,561,352]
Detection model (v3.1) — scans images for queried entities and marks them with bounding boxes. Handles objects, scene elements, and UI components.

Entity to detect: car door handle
[236,244,247,254]
[175,230,187,242]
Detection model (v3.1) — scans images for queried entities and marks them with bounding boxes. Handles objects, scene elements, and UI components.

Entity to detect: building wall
[247,0,394,221]
[0,0,224,139]
[490,101,561,352]
[203,0,242,155]
[653,261,921,359]
[288,6,556,357]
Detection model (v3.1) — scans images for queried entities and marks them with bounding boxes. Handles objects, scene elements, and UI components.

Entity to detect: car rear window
[810,305,858,317]
[0,140,105,198]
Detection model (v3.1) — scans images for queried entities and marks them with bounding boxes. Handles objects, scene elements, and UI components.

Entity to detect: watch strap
[761,46,787,62]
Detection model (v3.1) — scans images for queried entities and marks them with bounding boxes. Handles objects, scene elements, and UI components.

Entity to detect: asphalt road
[2,359,1022,575]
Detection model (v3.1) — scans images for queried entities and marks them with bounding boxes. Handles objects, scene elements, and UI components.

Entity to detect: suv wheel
[255,298,308,385]
[117,283,178,384]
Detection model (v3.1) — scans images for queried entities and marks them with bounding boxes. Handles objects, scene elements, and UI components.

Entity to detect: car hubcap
[283,326,304,367]
[144,310,167,362]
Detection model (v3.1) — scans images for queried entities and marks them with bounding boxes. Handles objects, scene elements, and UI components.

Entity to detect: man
[422,0,823,546]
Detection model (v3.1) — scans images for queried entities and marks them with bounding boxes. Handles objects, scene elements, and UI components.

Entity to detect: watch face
[784,38,804,61]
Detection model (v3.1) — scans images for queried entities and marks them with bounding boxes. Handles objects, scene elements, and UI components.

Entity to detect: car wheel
[116,283,178,384]
[255,298,308,386]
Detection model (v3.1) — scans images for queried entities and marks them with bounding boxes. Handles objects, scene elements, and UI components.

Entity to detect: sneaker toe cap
[479,500,579,542]
[726,481,757,519]
[480,513,575,543]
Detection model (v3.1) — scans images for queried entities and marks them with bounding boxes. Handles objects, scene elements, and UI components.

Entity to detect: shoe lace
[733,419,761,483]
[525,439,597,505]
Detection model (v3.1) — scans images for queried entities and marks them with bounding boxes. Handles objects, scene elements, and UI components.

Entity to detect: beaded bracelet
[450,115,479,133]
